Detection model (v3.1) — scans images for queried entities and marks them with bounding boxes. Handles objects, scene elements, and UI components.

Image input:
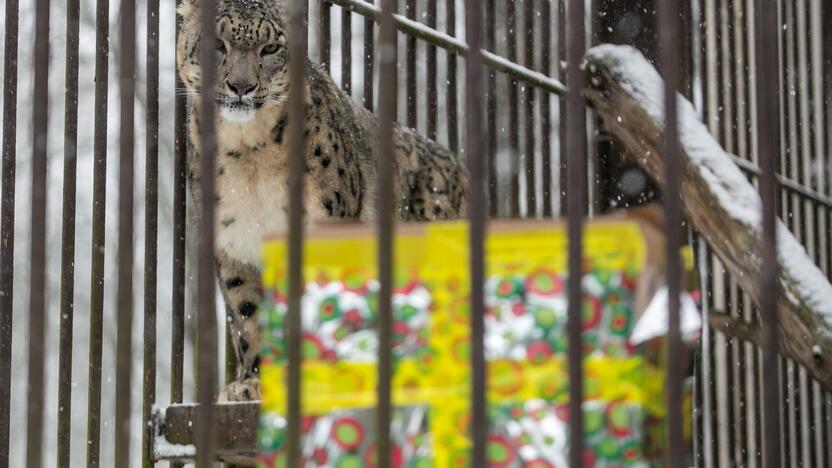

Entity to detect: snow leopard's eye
[216,39,227,54]
[261,43,281,56]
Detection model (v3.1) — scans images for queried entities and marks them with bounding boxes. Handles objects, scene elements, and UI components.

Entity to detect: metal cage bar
[114,0,137,463]
[565,0,586,466]
[285,0,308,464]
[0,0,17,461]
[485,0,497,216]
[426,0,438,140]
[464,0,487,464]
[142,0,161,465]
[171,0,188,427]
[658,0,685,462]
[169,11,187,464]
[56,0,80,463]
[446,0,459,152]
[375,0,397,464]
[540,0,553,218]
[196,0,219,464]
[363,0,374,110]
[755,1,784,468]
[321,0,331,69]
[342,2,352,95]
[507,0,520,216]
[523,0,536,215]
[405,0,417,128]
[86,0,110,462]
[24,0,51,465]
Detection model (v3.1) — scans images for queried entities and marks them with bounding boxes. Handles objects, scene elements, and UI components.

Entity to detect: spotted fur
[178,0,468,400]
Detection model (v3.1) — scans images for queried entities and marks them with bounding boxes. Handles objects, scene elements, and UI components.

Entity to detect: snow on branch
[583,44,832,390]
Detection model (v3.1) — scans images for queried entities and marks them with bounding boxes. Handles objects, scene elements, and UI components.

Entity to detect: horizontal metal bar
[729,154,832,208]
[324,0,568,96]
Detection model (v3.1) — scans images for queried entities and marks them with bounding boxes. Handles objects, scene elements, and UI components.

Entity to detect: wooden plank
[156,402,259,465]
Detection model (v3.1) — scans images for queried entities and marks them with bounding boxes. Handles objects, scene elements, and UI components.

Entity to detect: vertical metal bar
[747,0,760,166]
[196,0,219,465]
[755,0,783,466]
[557,0,567,216]
[427,0,438,140]
[658,0,685,461]
[720,0,735,153]
[25,0,50,464]
[735,2,757,455]
[446,0,458,152]
[746,0,764,461]
[485,0,497,217]
[0,0,17,461]
[321,0,331,70]
[87,0,110,463]
[114,0,137,463]
[363,1,374,110]
[786,360,796,467]
[286,0,308,463]
[464,0,486,464]
[812,0,827,198]
[507,0,520,216]
[823,392,832,466]
[405,0,416,128]
[172,0,187,418]
[540,0,552,218]
[58,0,80,464]
[713,264,731,467]
[376,0,397,465]
[698,240,717,468]
[779,357,788,468]
[523,0,536,216]
[705,0,719,134]
[796,0,812,191]
[566,0,585,464]
[342,3,352,95]
[800,368,813,466]
[143,0,160,465]
[826,2,832,202]
[735,0,749,161]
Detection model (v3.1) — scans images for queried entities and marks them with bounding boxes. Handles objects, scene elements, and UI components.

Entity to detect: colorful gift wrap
[257,215,698,467]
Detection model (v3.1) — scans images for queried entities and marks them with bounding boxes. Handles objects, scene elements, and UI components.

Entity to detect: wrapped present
[257,212,699,467]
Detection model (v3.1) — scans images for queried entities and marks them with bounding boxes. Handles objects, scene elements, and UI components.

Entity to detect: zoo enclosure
[0,0,830,467]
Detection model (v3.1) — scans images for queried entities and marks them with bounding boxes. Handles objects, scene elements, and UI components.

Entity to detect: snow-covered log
[583,44,832,390]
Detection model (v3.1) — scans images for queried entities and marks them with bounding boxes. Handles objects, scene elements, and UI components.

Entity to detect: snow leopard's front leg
[216,250,263,401]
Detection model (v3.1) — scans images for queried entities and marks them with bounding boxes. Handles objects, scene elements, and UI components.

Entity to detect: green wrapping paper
[257,214,699,467]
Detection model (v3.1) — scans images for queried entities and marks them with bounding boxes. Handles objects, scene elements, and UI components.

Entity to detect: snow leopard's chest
[215,149,290,267]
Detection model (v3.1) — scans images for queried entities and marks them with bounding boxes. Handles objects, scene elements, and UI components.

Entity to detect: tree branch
[583,44,832,390]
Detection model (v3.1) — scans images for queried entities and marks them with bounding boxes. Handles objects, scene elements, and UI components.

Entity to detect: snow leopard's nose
[226,80,258,97]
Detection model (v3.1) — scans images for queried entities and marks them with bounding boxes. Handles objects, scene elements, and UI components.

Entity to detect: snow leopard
[177,0,468,400]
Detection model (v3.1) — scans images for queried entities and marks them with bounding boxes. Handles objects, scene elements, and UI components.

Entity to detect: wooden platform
[153,402,260,465]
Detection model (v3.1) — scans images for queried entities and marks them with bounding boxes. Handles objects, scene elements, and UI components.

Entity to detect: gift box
[257,212,699,467]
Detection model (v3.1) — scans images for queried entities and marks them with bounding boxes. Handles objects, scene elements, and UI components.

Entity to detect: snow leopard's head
[177,0,290,123]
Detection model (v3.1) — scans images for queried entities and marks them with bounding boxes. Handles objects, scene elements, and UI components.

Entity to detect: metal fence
[689,0,832,467]
[0,0,829,466]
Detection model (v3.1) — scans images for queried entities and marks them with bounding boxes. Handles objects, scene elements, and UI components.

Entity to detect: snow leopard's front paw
[218,377,261,402]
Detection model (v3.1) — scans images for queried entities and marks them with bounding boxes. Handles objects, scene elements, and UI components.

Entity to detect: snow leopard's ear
[176,0,198,19]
